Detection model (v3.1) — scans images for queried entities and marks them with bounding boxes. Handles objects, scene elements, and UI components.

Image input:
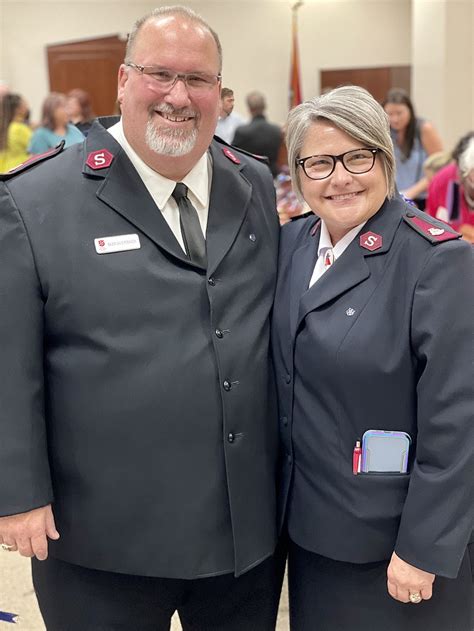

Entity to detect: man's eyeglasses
[126,62,221,93]
[296,148,379,180]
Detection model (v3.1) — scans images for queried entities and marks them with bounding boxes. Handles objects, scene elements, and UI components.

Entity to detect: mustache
[150,103,198,119]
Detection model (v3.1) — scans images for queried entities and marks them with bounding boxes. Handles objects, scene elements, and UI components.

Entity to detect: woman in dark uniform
[273,86,473,631]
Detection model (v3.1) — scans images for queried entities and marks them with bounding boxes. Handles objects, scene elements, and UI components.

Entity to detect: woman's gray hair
[125,5,223,72]
[286,86,396,200]
[458,137,474,178]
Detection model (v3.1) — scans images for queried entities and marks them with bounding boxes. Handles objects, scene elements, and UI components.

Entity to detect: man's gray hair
[125,5,223,72]
[286,85,396,200]
[458,137,474,178]
[246,91,266,115]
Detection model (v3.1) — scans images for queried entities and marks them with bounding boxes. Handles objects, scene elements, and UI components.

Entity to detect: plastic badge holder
[361,429,411,473]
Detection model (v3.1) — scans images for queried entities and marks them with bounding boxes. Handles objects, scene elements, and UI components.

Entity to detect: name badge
[94,234,141,254]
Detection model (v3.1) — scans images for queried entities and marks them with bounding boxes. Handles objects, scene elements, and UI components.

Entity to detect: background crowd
[2,82,471,242]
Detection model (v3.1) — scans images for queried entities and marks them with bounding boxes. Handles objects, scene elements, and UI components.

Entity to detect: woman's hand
[401,177,429,201]
[387,551,435,603]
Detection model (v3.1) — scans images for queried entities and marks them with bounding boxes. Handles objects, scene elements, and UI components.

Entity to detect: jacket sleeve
[394,240,474,578]
[0,183,53,516]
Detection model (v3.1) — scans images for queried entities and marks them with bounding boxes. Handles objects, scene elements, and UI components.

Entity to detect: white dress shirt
[107,120,212,252]
[215,111,246,144]
[309,220,367,288]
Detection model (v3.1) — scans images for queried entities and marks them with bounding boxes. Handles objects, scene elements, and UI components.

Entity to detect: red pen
[352,440,361,475]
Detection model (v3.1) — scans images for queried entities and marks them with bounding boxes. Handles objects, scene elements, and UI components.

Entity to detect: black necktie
[172,183,206,267]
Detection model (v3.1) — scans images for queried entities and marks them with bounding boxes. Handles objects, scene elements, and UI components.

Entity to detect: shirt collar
[107,119,210,209]
[318,219,367,258]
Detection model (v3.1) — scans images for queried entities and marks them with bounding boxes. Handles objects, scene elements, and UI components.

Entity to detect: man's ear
[117,64,128,103]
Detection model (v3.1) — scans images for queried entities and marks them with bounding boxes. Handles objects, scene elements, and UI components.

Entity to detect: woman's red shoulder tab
[402,211,461,244]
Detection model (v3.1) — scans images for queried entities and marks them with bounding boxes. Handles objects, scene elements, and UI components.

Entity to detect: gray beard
[145,118,198,157]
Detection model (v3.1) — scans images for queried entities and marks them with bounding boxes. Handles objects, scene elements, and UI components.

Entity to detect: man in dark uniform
[0,6,283,630]
[232,91,282,178]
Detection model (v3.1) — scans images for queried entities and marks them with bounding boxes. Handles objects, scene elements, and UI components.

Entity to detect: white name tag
[94,234,141,254]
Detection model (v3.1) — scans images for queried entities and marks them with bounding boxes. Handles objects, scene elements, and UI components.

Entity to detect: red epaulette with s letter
[0,141,65,181]
[402,211,461,244]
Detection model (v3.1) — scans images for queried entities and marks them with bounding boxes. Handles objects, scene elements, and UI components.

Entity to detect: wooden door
[47,35,127,116]
[320,66,411,103]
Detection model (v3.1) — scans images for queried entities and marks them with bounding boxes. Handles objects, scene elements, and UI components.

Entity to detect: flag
[289,3,303,109]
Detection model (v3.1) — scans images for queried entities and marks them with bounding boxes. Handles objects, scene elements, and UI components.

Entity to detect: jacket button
[285,374,291,384]
[227,432,235,443]
[223,380,232,391]
[208,277,216,286]
[215,328,224,339]
[281,416,288,427]
[249,233,256,242]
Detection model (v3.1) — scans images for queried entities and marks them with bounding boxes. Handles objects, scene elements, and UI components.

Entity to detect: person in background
[383,88,443,209]
[232,91,282,178]
[28,92,84,154]
[0,93,31,172]
[215,87,245,144]
[66,88,95,136]
[0,5,284,630]
[426,132,474,243]
[273,85,473,631]
[423,151,452,183]
[275,167,308,225]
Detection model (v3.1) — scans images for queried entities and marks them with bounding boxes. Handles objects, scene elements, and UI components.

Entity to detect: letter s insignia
[359,231,383,251]
[86,149,114,170]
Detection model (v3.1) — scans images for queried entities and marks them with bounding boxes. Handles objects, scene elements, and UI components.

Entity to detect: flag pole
[289,1,304,110]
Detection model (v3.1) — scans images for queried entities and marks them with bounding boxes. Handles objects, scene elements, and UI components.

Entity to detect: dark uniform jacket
[232,115,282,178]
[272,194,473,579]
[0,118,280,579]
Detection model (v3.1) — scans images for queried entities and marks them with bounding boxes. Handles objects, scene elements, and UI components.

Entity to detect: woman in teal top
[29,92,84,155]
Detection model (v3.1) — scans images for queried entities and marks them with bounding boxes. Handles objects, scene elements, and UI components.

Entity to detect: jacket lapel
[84,124,263,272]
[297,241,370,327]
[205,142,252,276]
[84,118,200,268]
[289,222,319,338]
[96,150,193,267]
[294,196,404,332]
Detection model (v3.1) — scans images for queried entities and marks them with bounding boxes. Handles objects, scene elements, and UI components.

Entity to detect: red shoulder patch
[403,213,460,244]
[0,141,65,181]
[86,149,114,170]
[360,231,383,251]
[222,147,241,164]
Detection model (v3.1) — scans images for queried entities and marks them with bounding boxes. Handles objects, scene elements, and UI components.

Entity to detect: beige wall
[1,0,411,126]
[412,0,474,151]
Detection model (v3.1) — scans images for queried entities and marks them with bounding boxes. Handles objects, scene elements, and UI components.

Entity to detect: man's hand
[0,505,59,560]
[387,551,435,603]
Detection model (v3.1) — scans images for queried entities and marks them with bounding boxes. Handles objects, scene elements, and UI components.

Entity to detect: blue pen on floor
[0,610,19,623]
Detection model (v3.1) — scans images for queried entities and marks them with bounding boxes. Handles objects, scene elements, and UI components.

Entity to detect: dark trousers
[288,539,473,631]
[32,546,286,631]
